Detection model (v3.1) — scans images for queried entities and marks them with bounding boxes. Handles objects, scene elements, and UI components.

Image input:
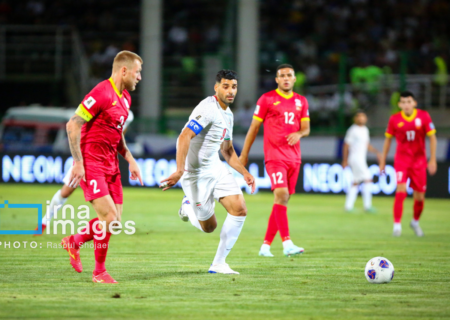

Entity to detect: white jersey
[344,124,370,163]
[123,109,134,131]
[183,96,233,173]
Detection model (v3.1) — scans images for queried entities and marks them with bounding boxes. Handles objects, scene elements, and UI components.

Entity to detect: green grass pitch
[0,184,449,319]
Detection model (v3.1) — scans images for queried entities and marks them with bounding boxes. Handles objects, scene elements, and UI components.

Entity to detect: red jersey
[75,78,131,175]
[385,109,436,169]
[253,89,310,163]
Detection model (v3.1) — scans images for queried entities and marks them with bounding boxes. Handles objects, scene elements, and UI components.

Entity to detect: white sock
[411,219,419,227]
[362,182,372,210]
[282,239,294,249]
[261,243,271,251]
[183,200,204,232]
[345,185,359,210]
[393,223,402,232]
[212,213,246,265]
[42,190,67,225]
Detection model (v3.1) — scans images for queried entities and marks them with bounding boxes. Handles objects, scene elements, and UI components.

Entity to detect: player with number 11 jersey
[239,64,310,257]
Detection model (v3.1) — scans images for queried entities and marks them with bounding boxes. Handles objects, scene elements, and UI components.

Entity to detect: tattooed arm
[66,114,87,188]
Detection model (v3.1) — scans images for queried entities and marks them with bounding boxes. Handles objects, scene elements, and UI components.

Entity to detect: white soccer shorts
[348,159,372,183]
[181,162,243,221]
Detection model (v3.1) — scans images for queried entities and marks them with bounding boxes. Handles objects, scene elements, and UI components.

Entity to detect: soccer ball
[365,257,394,284]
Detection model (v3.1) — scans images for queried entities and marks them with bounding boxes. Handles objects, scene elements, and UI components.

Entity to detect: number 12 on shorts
[271,172,284,185]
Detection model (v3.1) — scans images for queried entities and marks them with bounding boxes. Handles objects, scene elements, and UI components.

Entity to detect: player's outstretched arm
[379,137,392,175]
[342,142,349,168]
[428,133,437,175]
[239,119,262,166]
[66,114,87,188]
[118,133,143,186]
[221,140,256,194]
[160,127,196,191]
[368,144,382,163]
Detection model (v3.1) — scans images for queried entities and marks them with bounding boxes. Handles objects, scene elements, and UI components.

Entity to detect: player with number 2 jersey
[239,64,310,257]
[380,91,437,237]
[61,51,143,284]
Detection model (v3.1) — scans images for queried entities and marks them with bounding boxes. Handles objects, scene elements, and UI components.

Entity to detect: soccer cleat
[92,271,118,283]
[259,245,274,257]
[410,221,424,237]
[365,207,377,214]
[392,229,402,237]
[33,224,46,236]
[208,263,239,274]
[178,196,189,222]
[61,236,82,273]
[283,245,304,257]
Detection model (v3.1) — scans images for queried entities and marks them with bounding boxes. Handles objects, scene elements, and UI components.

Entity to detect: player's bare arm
[66,114,87,188]
[342,142,349,168]
[221,139,256,194]
[160,127,196,191]
[286,119,310,146]
[118,133,143,186]
[428,133,437,175]
[368,144,382,163]
[239,119,262,166]
[379,137,392,175]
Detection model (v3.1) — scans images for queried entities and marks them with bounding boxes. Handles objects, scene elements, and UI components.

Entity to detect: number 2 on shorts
[90,179,100,194]
[271,172,284,185]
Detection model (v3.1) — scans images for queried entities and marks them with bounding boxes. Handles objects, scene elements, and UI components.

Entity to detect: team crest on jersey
[124,99,130,109]
[84,96,96,109]
[255,105,260,115]
[398,122,404,128]
[196,115,202,120]
[273,101,281,106]
[295,99,302,107]
[415,118,422,129]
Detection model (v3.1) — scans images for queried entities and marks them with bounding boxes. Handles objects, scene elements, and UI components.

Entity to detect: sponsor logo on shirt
[415,118,422,129]
[84,96,96,109]
[429,122,435,130]
[273,101,281,106]
[196,115,202,120]
[255,105,260,114]
[398,122,404,128]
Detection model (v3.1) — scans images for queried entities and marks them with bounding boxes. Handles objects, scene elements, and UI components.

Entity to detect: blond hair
[113,51,143,70]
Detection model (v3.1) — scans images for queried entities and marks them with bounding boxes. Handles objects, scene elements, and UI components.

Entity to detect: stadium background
[0,2,450,319]
[0,0,449,196]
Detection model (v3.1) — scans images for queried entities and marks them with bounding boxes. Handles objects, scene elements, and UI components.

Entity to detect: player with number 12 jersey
[240,64,310,257]
[380,91,437,237]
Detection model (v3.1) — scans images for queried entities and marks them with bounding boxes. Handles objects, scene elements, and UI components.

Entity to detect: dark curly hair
[216,69,238,83]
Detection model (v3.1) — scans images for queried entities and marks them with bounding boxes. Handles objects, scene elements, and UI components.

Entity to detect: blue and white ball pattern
[365,257,395,284]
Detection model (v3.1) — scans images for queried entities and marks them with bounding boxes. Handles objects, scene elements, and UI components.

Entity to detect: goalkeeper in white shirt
[342,110,380,212]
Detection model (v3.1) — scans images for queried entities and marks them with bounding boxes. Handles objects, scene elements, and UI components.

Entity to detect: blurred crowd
[259,0,450,89]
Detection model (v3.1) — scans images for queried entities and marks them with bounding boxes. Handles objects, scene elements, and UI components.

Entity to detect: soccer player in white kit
[160,70,256,275]
[35,110,135,234]
[342,110,380,212]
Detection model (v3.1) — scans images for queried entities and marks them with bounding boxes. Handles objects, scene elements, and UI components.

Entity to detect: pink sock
[71,218,99,249]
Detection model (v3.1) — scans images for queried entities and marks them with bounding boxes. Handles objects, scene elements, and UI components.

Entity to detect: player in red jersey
[239,64,310,257]
[61,51,143,283]
[379,91,437,237]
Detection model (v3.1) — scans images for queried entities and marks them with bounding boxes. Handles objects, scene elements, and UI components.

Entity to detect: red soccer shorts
[265,160,301,195]
[395,166,427,193]
[80,167,123,204]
